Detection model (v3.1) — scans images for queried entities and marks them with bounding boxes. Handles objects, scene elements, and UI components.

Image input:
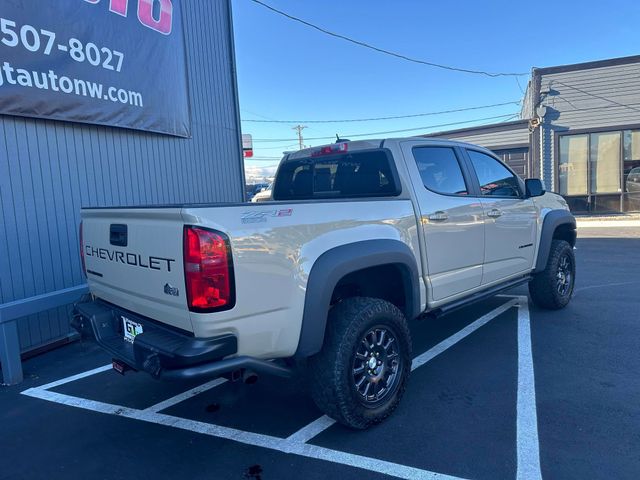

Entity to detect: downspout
[529,67,543,182]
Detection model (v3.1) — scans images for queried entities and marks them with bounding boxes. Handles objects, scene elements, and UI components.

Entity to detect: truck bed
[81,199,422,358]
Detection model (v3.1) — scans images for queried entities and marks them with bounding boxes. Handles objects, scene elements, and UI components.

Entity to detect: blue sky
[232,0,640,174]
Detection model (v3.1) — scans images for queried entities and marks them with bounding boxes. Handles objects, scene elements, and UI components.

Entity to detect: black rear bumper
[71,297,291,380]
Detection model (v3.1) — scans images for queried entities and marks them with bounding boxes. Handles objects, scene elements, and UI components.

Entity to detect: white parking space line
[516,296,542,480]
[144,377,227,413]
[21,297,539,480]
[34,364,113,390]
[31,363,227,414]
[288,442,468,480]
[22,387,141,417]
[286,415,336,443]
[22,387,468,480]
[411,299,518,371]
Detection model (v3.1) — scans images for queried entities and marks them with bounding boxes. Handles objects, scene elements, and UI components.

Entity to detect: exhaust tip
[242,370,258,385]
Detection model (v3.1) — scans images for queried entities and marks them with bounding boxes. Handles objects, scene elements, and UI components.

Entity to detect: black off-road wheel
[529,239,575,310]
[308,297,412,429]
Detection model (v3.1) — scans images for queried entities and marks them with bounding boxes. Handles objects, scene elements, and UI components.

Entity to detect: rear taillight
[79,221,86,277]
[183,226,235,312]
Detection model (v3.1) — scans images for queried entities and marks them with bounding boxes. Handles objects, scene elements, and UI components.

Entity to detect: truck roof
[286,137,493,160]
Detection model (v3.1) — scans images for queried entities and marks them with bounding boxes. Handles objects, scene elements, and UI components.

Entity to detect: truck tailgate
[81,208,192,333]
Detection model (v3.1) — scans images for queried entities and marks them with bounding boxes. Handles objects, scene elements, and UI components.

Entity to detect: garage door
[492,147,530,178]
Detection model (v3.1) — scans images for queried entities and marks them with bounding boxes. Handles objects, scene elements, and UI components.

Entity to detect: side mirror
[525,178,545,198]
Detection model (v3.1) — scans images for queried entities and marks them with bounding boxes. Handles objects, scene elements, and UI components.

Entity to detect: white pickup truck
[73,138,576,429]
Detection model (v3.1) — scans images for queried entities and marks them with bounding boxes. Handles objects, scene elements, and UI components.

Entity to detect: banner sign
[0,0,191,137]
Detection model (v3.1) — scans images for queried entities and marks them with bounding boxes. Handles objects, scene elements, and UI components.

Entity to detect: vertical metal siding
[0,0,244,352]
[540,124,554,191]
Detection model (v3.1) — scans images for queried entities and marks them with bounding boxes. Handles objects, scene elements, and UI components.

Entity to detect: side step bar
[424,276,531,319]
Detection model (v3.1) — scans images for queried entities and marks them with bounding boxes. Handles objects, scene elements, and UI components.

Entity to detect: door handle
[487,209,502,218]
[110,224,128,246]
[427,211,448,222]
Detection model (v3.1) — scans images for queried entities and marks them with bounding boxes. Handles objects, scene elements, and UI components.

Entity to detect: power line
[240,108,276,121]
[551,80,640,113]
[252,113,520,142]
[241,100,521,123]
[249,0,528,78]
[501,113,521,122]
[241,108,332,136]
[292,124,307,149]
[561,100,640,114]
[255,143,302,150]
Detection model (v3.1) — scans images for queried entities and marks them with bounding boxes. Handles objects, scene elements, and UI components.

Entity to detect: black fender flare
[534,210,576,273]
[295,239,421,358]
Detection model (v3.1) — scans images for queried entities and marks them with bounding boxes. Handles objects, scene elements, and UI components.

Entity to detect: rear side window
[273,150,400,200]
[413,147,468,195]
[466,149,521,197]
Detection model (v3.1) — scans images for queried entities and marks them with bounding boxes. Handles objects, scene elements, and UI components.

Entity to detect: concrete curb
[577,220,640,228]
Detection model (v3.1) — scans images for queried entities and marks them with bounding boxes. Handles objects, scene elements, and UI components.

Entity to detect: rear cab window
[273,148,401,200]
[412,146,469,195]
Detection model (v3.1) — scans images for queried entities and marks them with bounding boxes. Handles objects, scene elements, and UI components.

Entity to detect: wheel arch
[295,240,421,357]
[534,210,577,273]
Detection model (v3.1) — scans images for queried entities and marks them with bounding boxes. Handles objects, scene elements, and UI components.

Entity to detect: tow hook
[112,358,133,375]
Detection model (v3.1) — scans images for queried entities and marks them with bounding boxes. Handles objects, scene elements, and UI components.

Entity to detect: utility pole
[292,125,307,150]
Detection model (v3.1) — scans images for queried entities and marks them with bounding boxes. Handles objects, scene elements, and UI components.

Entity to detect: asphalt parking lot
[2,226,639,480]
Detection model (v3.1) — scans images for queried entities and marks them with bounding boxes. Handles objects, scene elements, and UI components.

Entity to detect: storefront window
[559,135,588,195]
[559,130,640,212]
[590,132,621,194]
[623,130,640,211]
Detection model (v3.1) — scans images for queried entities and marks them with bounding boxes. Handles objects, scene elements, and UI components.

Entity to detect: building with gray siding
[0,0,244,361]
[426,55,640,214]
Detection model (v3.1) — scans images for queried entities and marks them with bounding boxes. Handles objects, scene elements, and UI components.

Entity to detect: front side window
[467,150,521,197]
[412,147,468,195]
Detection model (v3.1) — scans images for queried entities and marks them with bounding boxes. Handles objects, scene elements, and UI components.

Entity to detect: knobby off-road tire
[308,297,412,429]
[529,239,575,310]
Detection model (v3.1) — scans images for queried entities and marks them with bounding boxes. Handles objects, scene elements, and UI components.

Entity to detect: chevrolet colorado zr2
[72,138,576,429]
